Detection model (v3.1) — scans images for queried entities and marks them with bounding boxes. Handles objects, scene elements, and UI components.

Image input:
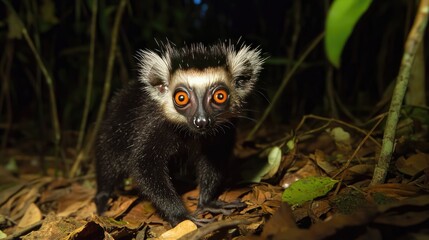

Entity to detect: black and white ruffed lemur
[95,41,264,226]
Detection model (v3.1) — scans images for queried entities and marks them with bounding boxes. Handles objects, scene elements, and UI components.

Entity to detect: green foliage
[266,146,282,177]
[241,146,282,183]
[325,0,372,67]
[0,230,7,238]
[5,11,22,39]
[282,176,338,205]
[39,0,59,32]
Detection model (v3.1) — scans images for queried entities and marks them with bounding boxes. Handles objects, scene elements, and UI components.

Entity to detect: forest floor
[1,115,429,239]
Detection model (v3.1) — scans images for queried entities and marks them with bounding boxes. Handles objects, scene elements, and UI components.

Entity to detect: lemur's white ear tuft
[135,49,171,87]
[226,45,264,99]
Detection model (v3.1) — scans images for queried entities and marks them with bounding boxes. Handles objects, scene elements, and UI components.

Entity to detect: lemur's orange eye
[174,91,189,107]
[213,89,228,104]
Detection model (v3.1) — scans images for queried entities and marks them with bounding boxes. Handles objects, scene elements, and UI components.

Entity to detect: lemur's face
[136,42,264,134]
[169,68,233,132]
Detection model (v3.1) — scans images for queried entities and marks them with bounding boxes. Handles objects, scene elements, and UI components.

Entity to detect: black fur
[169,43,228,71]
[96,42,263,226]
[95,80,235,226]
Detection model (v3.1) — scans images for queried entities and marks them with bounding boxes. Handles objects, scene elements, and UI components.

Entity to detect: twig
[295,114,383,149]
[2,0,62,161]
[288,0,301,71]
[0,41,14,163]
[22,16,62,148]
[371,0,429,185]
[333,113,386,179]
[76,0,98,152]
[70,0,127,177]
[325,66,339,118]
[246,32,325,140]
[286,1,301,116]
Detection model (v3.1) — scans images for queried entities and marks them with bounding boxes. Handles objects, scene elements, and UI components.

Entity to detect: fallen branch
[371,0,429,185]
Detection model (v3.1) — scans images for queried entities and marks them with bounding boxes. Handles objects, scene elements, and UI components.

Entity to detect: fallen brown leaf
[57,184,95,217]
[17,203,42,229]
[261,202,297,238]
[280,158,322,188]
[366,183,421,199]
[159,220,197,240]
[104,195,139,218]
[122,201,160,228]
[396,153,429,176]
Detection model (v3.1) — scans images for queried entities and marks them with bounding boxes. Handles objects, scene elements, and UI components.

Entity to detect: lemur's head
[136,41,264,134]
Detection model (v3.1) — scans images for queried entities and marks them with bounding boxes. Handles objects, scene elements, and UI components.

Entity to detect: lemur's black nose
[193,116,211,129]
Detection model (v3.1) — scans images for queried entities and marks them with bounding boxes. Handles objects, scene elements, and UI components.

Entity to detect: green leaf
[39,0,59,32]
[3,0,24,40]
[5,158,18,173]
[286,138,295,151]
[240,146,282,183]
[264,146,282,179]
[329,127,351,144]
[0,230,7,239]
[6,12,22,39]
[325,0,372,67]
[282,176,338,205]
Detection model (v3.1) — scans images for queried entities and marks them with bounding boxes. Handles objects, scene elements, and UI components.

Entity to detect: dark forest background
[0,0,427,171]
